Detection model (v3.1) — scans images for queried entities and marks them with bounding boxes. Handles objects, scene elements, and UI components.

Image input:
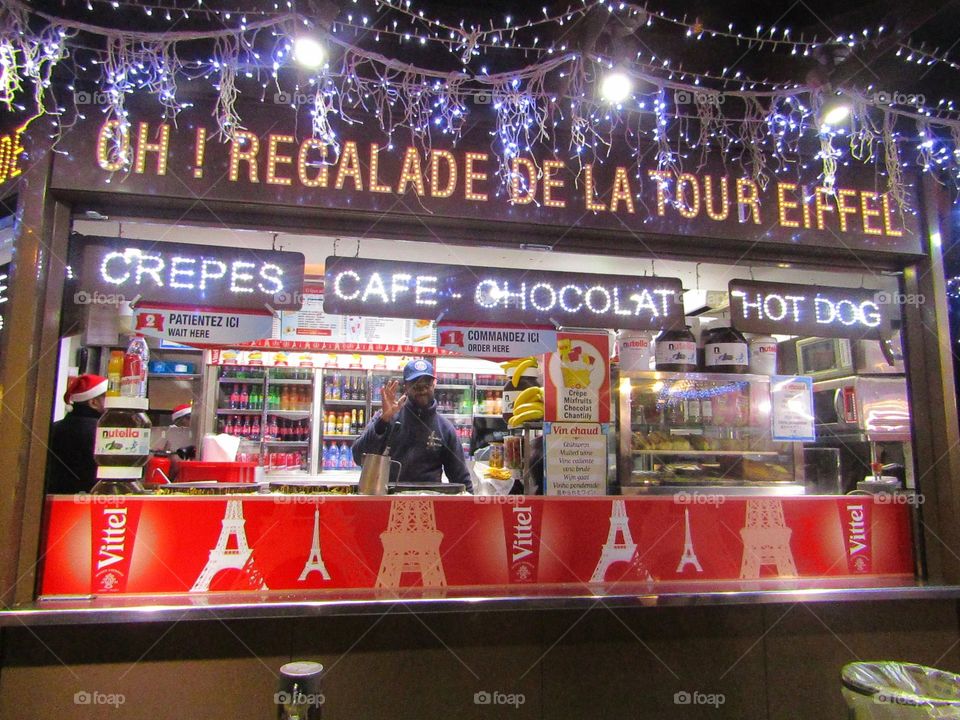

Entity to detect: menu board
[544,423,609,495]
[279,284,435,346]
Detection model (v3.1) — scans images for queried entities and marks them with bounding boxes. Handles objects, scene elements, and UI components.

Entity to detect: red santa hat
[64,374,108,405]
[171,403,192,422]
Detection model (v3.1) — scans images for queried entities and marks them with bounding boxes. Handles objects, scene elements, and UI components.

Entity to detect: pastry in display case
[618,372,804,494]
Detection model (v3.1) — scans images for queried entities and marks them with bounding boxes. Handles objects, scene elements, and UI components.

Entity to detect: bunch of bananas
[507,385,544,428]
[500,356,539,388]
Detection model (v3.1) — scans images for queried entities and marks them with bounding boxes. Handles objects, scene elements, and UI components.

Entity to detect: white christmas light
[600,70,633,103]
[293,36,325,68]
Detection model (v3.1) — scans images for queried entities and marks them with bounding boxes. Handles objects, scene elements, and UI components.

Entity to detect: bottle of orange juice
[106,350,124,396]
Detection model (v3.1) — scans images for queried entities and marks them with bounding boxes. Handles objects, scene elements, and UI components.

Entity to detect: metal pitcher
[358,453,401,495]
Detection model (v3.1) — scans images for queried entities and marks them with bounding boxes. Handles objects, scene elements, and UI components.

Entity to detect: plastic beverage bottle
[121,334,150,398]
[107,351,124,396]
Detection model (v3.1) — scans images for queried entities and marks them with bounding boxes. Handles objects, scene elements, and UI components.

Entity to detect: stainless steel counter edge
[3,583,959,626]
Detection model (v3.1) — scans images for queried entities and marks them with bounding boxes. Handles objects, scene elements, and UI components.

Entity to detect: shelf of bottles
[216,365,313,474]
[321,370,369,471]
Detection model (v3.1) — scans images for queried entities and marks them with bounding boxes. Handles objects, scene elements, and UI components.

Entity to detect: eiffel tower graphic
[299,507,331,582]
[739,499,798,579]
[191,499,268,592]
[591,499,652,583]
[676,508,704,573]
[376,499,446,588]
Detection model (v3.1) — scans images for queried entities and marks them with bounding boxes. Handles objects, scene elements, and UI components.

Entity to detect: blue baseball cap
[403,358,435,383]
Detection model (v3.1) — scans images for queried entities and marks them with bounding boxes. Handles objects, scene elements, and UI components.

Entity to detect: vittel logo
[97,507,128,571]
[847,504,868,557]
[512,504,535,563]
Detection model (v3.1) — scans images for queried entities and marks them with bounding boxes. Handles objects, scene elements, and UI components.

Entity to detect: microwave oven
[811,376,911,441]
[796,336,904,380]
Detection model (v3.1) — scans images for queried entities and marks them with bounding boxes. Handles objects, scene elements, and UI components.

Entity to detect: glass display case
[618,372,804,495]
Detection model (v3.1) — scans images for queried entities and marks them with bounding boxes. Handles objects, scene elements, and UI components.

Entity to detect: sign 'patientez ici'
[70,235,306,311]
[323,256,685,331]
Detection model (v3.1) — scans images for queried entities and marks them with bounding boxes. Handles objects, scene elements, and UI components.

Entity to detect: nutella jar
[654,326,698,372]
[702,326,749,374]
[92,396,151,494]
[748,335,778,376]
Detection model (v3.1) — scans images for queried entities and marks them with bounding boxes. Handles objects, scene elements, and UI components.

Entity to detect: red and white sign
[39,495,913,596]
[438,323,557,361]
[135,303,274,347]
[544,331,611,423]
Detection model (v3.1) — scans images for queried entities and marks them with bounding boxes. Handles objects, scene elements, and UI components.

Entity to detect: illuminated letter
[529,283,557,312]
[100,251,131,285]
[558,285,583,312]
[861,301,881,327]
[860,191,883,235]
[297,138,329,188]
[334,270,360,300]
[265,134,295,186]
[610,167,635,214]
[415,275,438,306]
[334,141,363,191]
[368,143,393,193]
[258,264,284,295]
[361,272,389,303]
[777,182,801,228]
[396,146,426,195]
[582,165,607,212]
[735,177,761,224]
[509,157,537,205]
[230,261,255,293]
[676,173,700,219]
[836,188,859,233]
[429,150,457,198]
[464,152,488,201]
[881,194,904,237]
[96,119,130,172]
[134,252,165,288]
[199,260,227,290]
[229,131,260,182]
[814,187,834,230]
[169,257,196,289]
[703,175,730,221]
[391,273,412,302]
[134,122,170,175]
[542,160,566,208]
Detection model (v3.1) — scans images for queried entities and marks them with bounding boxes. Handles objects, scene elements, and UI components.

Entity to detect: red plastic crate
[175,461,258,484]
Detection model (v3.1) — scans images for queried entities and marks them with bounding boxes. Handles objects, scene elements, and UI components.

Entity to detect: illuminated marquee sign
[323,257,685,331]
[71,235,306,311]
[729,279,898,340]
[0,120,29,184]
[0,262,8,337]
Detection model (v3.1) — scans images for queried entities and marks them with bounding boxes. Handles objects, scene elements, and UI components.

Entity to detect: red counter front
[38,495,914,597]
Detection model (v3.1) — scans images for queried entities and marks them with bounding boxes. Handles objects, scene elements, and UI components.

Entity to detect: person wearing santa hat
[164,402,196,461]
[46,374,108,493]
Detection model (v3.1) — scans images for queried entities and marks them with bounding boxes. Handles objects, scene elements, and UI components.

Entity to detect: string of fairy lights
[2,0,960,205]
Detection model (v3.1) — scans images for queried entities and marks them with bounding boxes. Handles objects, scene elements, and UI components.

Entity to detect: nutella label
[704,343,747,367]
[655,340,696,365]
[95,427,151,456]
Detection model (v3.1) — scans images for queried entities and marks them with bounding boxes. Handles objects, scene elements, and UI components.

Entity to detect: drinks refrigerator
[202,363,505,474]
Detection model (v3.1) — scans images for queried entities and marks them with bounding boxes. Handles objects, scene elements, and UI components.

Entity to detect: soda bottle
[338,442,350,469]
[107,350,124,397]
[121,333,150,398]
[269,416,279,439]
[241,416,251,439]
[230,384,240,409]
[251,417,261,441]
[240,385,249,410]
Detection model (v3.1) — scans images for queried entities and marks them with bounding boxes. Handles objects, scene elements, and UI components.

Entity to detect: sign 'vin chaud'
[323,257,685,331]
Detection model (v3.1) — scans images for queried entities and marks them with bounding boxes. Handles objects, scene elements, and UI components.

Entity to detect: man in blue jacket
[352,359,473,492]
